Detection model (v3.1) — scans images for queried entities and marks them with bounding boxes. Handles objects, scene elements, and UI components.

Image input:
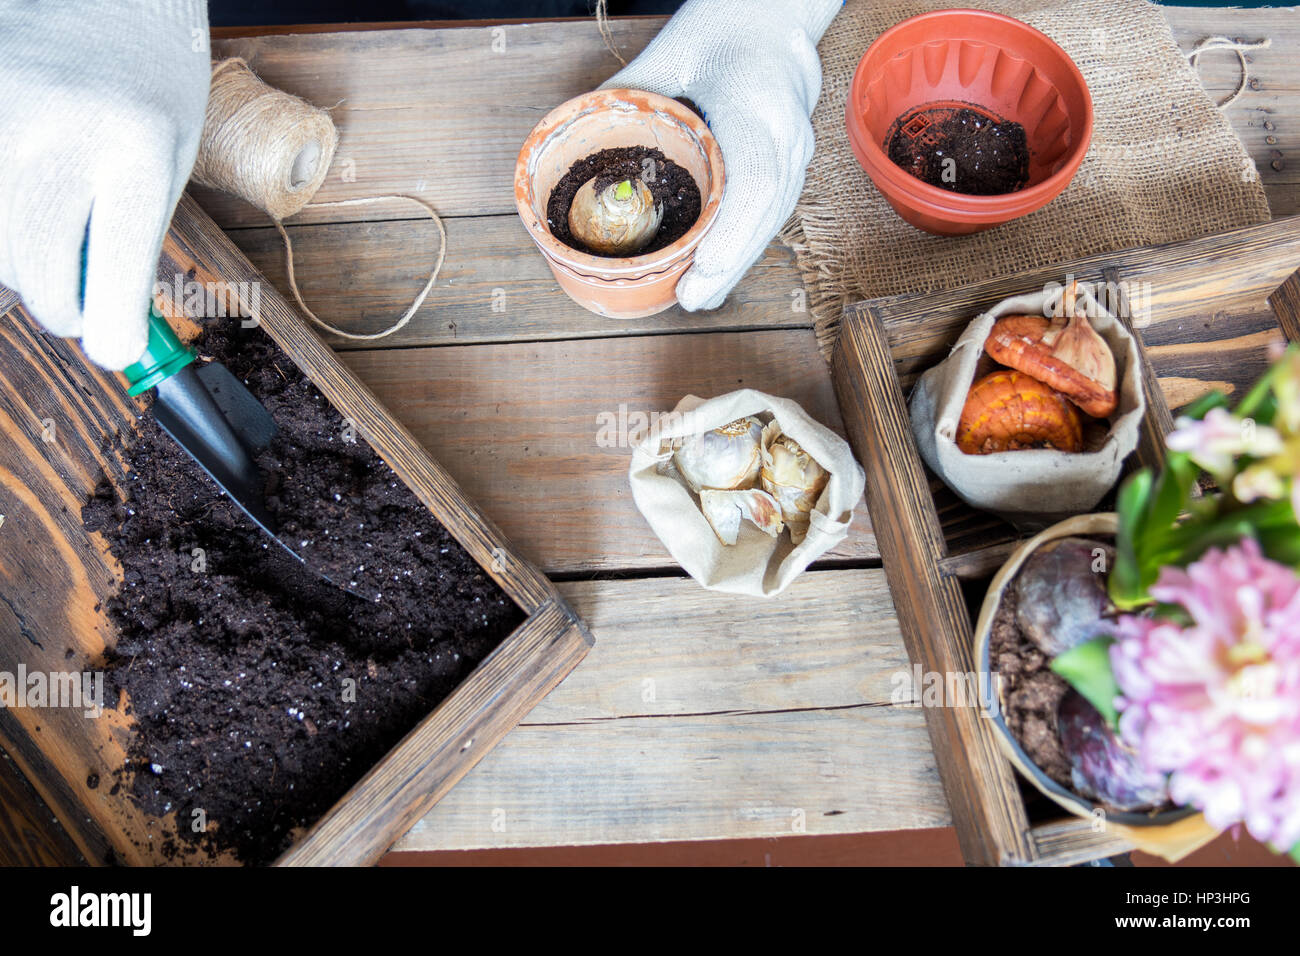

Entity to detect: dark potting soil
[546,145,702,256]
[83,322,522,865]
[988,583,1074,791]
[887,104,1030,196]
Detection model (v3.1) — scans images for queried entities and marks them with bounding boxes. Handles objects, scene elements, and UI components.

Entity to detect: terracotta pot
[973,513,1218,861]
[845,9,1093,236]
[514,89,725,318]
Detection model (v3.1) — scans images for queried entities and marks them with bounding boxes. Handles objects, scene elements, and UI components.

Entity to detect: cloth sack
[630,389,866,596]
[910,281,1145,527]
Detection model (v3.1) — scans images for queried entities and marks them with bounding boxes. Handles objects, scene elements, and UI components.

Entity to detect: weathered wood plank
[198,12,1297,227]
[394,569,947,851]
[227,215,809,349]
[202,20,664,227]
[1267,266,1300,343]
[396,706,944,850]
[1027,819,1134,868]
[534,569,910,723]
[0,731,89,866]
[338,328,879,574]
[1166,6,1300,215]
[0,310,170,867]
[1104,265,1175,474]
[833,306,1034,866]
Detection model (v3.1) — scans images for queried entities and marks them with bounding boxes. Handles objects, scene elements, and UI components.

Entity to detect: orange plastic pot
[514,89,725,318]
[846,9,1093,236]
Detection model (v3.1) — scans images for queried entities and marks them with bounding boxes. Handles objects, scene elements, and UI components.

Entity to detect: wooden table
[195,9,1297,860]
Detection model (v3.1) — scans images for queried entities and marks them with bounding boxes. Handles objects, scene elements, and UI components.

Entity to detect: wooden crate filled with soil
[0,194,591,866]
[830,215,1300,865]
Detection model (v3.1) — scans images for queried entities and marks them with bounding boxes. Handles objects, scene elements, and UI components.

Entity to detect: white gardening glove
[0,1,210,370]
[603,0,841,311]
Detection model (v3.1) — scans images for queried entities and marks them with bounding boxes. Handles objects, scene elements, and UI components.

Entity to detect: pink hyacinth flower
[1111,540,1300,850]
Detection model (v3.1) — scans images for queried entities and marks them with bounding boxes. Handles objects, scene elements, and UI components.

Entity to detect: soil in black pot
[83,322,522,865]
[546,145,702,256]
[990,539,1173,814]
[989,582,1073,790]
[887,104,1030,196]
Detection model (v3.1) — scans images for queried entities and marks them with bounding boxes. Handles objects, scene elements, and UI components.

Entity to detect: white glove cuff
[131,0,208,26]
[786,0,843,44]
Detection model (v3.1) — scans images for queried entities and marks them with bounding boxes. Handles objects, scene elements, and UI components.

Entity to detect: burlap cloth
[783,0,1271,358]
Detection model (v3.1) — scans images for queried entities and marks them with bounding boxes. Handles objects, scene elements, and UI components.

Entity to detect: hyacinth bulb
[672,417,764,493]
[1059,691,1169,812]
[699,488,784,545]
[568,177,663,255]
[759,422,829,544]
[1012,537,1115,657]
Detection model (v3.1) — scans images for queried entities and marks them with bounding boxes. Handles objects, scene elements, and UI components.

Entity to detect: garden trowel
[112,300,369,601]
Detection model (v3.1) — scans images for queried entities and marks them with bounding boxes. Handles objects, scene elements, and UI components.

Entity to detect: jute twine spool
[192,58,445,341]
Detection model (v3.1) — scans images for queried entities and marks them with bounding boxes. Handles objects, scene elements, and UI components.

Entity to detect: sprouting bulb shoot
[568,175,663,256]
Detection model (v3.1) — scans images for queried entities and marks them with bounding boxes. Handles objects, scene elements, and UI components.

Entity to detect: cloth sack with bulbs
[909,281,1146,529]
[630,389,865,597]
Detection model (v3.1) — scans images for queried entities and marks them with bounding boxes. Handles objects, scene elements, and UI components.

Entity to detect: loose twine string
[191,58,445,341]
[1185,35,1272,109]
[594,0,627,66]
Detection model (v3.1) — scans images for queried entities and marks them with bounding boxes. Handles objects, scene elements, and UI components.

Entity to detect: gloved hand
[0,1,210,369]
[602,0,841,311]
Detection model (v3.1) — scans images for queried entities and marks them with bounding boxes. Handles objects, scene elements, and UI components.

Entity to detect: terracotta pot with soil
[974,513,1218,858]
[515,89,725,318]
[845,9,1093,236]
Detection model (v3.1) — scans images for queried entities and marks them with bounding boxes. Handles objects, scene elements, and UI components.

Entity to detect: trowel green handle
[78,242,194,396]
[123,303,196,397]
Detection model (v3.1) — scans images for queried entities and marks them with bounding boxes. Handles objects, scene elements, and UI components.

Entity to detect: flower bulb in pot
[568,177,663,256]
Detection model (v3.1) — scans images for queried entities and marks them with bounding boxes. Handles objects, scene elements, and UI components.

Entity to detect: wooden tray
[831,216,1300,866]
[0,193,591,866]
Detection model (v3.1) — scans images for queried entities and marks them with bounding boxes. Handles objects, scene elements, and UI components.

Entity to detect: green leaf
[1111,470,1153,608]
[1290,843,1300,865]
[1234,360,1282,423]
[1145,452,1196,543]
[1117,468,1153,541]
[1178,389,1230,421]
[614,180,634,201]
[1180,520,1256,565]
[1257,524,1300,568]
[1051,636,1121,728]
[1162,497,1295,559]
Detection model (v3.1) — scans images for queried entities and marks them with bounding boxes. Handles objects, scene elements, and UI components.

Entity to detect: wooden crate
[831,216,1300,866]
[0,193,591,866]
